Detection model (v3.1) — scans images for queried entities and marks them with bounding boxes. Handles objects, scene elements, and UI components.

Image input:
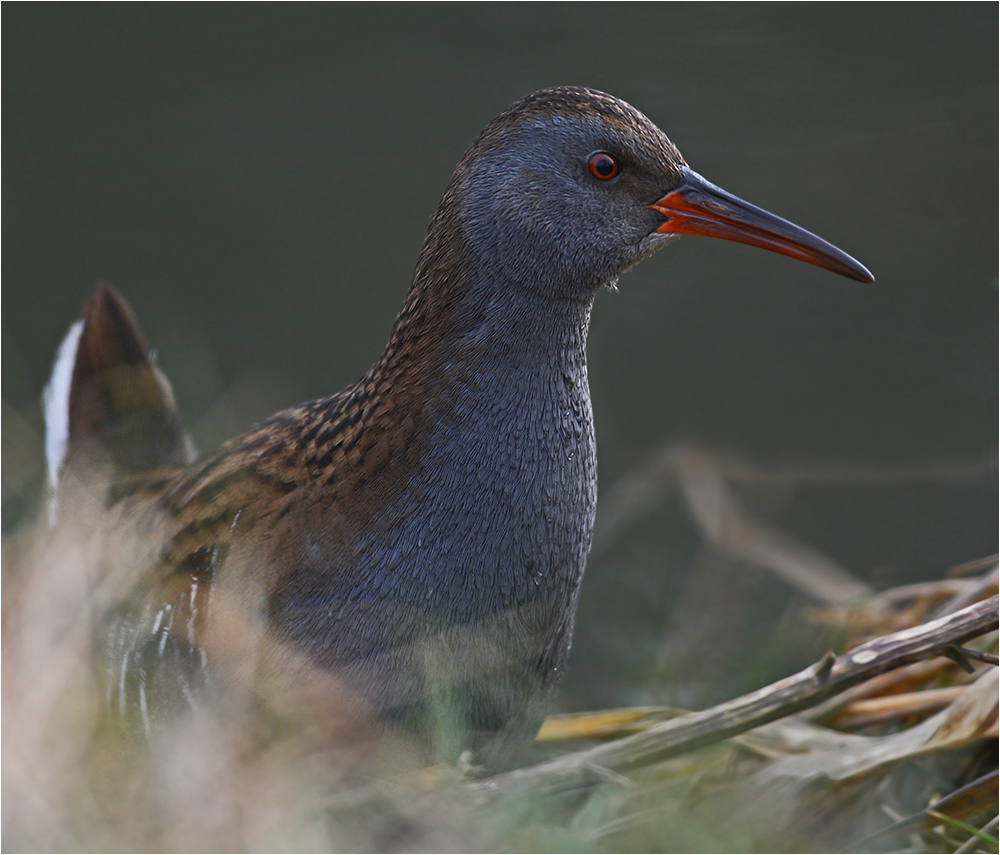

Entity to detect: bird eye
[587,151,619,180]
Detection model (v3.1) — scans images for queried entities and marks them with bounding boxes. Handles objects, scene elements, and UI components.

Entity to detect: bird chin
[638,230,681,256]
[624,230,681,272]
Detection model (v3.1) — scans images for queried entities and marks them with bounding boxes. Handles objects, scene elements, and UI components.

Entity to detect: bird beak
[651,167,874,283]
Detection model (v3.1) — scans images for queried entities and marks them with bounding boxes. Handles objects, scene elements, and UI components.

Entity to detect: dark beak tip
[839,261,875,285]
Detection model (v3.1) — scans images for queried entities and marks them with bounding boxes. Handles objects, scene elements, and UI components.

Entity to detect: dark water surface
[4,5,997,708]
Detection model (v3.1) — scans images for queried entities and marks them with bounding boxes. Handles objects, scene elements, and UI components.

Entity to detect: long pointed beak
[652,168,874,283]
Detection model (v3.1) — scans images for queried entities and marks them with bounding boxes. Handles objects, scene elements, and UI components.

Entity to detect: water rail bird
[44,86,873,765]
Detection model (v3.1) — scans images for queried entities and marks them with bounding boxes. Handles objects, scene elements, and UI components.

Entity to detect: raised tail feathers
[44,284,194,513]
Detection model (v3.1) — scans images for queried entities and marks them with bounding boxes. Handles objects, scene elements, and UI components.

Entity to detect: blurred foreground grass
[3,485,996,853]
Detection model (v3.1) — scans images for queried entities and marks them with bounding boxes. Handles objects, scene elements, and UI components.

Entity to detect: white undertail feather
[43,319,84,516]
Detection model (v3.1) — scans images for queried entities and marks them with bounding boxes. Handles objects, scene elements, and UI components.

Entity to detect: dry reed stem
[475,595,998,800]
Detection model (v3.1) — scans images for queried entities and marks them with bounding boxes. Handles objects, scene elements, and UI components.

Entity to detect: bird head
[447,86,872,303]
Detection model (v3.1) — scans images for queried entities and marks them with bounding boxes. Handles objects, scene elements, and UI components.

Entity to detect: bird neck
[369,190,596,400]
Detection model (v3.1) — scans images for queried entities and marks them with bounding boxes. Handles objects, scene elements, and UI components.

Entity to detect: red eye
[588,151,619,180]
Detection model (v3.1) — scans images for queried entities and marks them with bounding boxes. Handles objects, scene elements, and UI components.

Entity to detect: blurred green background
[3,5,997,712]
